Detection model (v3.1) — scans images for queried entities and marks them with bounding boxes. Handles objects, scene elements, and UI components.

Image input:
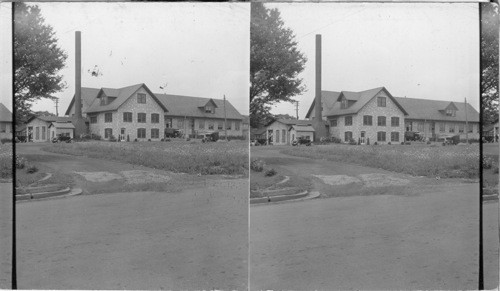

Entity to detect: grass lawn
[281,142,479,179]
[482,144,498,195]
[43,140,249,176]
[0,143,12,180]
[250,160,312,198]
[15,155,74,189]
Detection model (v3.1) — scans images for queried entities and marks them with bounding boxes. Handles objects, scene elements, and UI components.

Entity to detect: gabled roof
[86,83,168,114]
[443,102,459,111]
[305,91,341,119]
[267,118,313,127]
[0,103,12,122]
[325,87,408,117]
[26,115,86,124]
[155,93,243,120]
[291,125,315,132]
[394,97,479,122]
[49,122,75,129]
[64,87,101,115]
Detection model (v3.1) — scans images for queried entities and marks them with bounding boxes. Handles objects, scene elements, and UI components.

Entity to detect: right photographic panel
[249,2,498,290]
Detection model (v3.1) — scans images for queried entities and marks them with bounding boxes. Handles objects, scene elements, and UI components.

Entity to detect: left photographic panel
[0,2,14,290]
[13,2,249,290]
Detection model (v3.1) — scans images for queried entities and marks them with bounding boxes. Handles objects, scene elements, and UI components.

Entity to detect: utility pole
[465,97,469,143]
[223,94,228,140]
[54,98,59,116]
[295,101,299,119]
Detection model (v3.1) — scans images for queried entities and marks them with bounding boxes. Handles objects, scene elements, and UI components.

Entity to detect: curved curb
[483,194,499,202]
[250,190,320,205]
[16,187,82,202]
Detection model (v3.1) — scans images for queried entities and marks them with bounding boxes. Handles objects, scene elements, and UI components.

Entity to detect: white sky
[8,2,250,116]
[0,3,12,112]
[265,2,480,118]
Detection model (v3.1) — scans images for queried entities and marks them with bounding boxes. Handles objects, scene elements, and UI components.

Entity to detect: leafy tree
[14,3,67,124]
[250,3,307,128]
[274,113,297,120]
[481,4,499,125]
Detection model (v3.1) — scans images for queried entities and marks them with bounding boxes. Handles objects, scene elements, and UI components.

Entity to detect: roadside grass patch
[482,153,498,195]
[43,140,248,176]
[0,144,12,179]
[281,143,479,179]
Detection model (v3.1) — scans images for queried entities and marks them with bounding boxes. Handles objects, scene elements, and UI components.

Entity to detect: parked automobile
[202,132,219,143]
[292,136,312,146]
[165,128,181,138]
[52,135,72,143]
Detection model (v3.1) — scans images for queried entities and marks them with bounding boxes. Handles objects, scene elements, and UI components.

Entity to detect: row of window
[331,116,400,127]
[90,113,160,124]
[408,122,474,133]
[171,119,240,131]
[104,128,160,139]
[344,131,400,142]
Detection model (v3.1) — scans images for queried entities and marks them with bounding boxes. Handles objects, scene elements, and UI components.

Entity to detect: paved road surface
[16,143,248,290]
[250,146,494,290]
[0,183,12,289]
[251,184,479,290]
[18,179,248,290]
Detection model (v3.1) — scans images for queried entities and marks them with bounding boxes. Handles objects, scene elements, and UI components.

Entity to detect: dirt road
[250,146,495,290]
[17,179,248,290]
[251,184,479,290]
[16,143,248,289]
[0,183,12,289]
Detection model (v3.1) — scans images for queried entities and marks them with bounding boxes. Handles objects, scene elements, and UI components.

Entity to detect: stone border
[15,187,82,201]
[250,190,321,205]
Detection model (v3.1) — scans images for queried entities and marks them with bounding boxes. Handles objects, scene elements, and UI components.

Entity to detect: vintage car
[165,128,181,138]
[202,132,219,143]
[52,134,72,143]
[292,136,312,146]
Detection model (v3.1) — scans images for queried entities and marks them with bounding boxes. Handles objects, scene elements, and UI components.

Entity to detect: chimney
[73,31,86,137]
[313,34,327,141]
[314,34,322,123]
[75,31,82,118]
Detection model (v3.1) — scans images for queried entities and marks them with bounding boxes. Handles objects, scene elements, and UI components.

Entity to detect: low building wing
[155,93,243,120]
[394,97,479,122]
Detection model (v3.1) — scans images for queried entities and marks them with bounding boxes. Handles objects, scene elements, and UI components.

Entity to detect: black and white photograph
[249,2,498,290]
[0,1,499,290]
[8,2,249,289]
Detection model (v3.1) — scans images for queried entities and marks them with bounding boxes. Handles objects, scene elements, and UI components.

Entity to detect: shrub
[348,138,357,145]
[483,156,495,169]
[26,165,38,174]
[374,142,378,145]
[426,141,431,145]
[250,159,264,172]
[331,137,342,144]
[164,138,171,142]
[366,138,370,145]
[148,139,151,142]
[401,142,404,145]
[265,168,277,177]
[388,142,391,145]
[16,155,26,169]
[109,135,117,142]
[1,138,12,144]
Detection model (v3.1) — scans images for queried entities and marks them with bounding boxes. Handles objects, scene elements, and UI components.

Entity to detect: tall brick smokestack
[75,31,82,118]
[73,31,86,137]
[315,34,322,124]
[313,34,327,141]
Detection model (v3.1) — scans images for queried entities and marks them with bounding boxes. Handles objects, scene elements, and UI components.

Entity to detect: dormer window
[340,97,348,109]
[446,109,456,117]
[100,96,107,106]
[205,105,214,113]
